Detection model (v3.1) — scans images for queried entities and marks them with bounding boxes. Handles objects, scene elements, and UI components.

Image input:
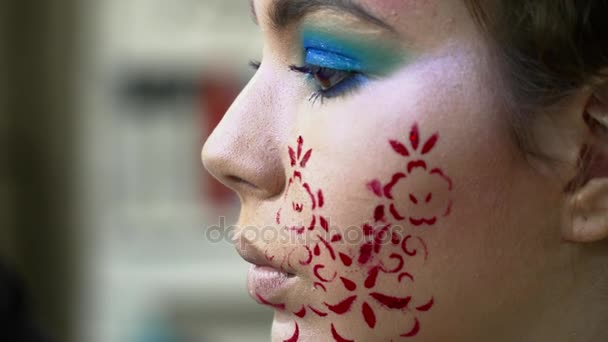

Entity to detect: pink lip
[236,238,297,307]
[247,265,296,306]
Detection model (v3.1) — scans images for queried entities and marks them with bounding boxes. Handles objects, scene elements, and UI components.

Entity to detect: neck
[521,242,608,342]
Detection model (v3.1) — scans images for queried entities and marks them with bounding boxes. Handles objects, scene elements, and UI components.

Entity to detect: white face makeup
[203,0,602,341]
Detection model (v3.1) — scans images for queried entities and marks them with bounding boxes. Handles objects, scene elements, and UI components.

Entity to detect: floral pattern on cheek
[259,124,453,341]
[275,136,328,237]
[369,123,454,227]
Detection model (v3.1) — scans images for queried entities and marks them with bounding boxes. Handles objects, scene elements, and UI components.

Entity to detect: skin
[203,0,608,341]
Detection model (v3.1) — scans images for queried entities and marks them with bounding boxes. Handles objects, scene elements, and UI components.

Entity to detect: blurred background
[1,1,272,341]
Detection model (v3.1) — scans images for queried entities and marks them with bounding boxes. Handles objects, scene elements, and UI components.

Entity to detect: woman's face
[203,0,576,341]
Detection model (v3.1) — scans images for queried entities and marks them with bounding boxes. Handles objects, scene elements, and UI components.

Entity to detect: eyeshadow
[305,49,363,71]
[300,26,407,75]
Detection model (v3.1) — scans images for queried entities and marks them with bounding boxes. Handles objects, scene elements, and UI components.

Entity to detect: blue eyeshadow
[305,49,362,71]
[300,27,406,75]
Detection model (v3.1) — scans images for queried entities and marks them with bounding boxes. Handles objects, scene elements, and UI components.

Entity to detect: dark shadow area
[2,0,81,341]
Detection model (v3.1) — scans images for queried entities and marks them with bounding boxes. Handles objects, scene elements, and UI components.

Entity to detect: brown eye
[289,64,366,103]
[309,66,352,90]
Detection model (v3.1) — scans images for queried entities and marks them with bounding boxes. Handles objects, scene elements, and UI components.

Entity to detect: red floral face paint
[259,124,453,341]
[274,137,328,239]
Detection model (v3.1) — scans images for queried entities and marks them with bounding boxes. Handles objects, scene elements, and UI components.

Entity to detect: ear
[564,179,608,242]
[563,81,608,243]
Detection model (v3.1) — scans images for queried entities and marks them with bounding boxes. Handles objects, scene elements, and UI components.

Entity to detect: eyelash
[289,64,366,104]
[248,60,367,104]
[249,60,261,70]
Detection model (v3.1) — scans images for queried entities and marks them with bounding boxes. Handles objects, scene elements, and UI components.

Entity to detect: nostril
[226,174,259,190]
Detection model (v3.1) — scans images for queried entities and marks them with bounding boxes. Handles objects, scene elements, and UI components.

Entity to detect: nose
[202,73,286,200]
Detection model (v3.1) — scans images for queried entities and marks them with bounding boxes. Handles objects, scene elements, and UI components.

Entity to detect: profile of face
[203,0,608,341]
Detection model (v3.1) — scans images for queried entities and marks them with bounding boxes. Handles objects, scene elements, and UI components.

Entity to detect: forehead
[360,0,473,43]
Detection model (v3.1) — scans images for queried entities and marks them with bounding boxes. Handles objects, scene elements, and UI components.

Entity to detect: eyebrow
[250,0,395,32]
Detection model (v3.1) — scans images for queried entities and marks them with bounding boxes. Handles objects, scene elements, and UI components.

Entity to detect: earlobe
[563,175,608,243]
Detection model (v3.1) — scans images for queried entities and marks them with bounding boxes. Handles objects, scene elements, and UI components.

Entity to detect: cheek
[266,123,454,339]
[267,54,521,340]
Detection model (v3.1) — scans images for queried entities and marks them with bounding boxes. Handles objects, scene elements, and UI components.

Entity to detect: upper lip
[235,235,296,275]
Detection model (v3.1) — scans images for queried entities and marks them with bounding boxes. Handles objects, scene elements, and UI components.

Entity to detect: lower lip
[247,265,295,304]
